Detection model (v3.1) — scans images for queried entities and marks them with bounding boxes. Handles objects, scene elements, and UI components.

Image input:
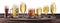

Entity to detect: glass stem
[23,13,25,18]
[45,14,47,17]
[52,13,54,17]
[23,14,24,18]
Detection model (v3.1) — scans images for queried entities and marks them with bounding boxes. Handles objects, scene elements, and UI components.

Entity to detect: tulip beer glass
[20,2,26,18]
[43,6,49,17]
[50,3,56,15]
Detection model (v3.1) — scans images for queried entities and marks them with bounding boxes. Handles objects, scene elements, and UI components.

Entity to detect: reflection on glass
[37,8,42,17]
[5,6,9,18]
[29,8,35,18]
[51,3,56,15]
[43,6,49,15]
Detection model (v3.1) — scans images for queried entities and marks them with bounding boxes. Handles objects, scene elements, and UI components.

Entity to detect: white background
[0,0,59,13]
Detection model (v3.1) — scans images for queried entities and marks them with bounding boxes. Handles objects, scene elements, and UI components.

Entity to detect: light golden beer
[51,3,56,14]
[37,8,42,17]
[43,6,49,15]
[12,6,19,18]
[20,3,26,14]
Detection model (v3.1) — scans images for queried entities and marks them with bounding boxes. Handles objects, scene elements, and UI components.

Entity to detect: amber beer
[29,9,35,18]
[5,6,9,18]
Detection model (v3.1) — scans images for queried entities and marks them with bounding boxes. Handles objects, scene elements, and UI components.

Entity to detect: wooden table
[0,14,57,23]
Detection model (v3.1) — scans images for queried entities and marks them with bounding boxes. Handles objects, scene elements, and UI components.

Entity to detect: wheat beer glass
[50,3,56,15]
[20,2,26,18]
[37,8,42,17]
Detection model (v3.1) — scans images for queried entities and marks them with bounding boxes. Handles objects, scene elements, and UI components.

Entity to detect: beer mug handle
[16,8,19,18]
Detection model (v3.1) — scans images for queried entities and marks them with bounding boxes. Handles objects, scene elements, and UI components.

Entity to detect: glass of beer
[37,8,42,17]
[50,3,56,15]
[43,6,49,17]
[5,6,9,18]
[10,5,19,18]
[20,2,26,18]
[28,8,35,18]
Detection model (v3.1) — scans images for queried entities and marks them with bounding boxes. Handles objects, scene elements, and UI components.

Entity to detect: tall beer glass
[5,6,9,18]
[50,3,56,15]
[20,2,26,18]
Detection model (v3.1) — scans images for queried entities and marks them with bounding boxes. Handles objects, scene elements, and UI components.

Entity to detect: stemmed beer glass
[43,6,49,17]
[20,2,26,18]
[50,3,56,15]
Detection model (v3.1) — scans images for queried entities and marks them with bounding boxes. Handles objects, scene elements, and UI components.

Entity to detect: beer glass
[43,6,49,17]
[10,5,19,18]
[28,8,35,18]
[5,6,9,18]
[20,2,26,18]
[37,8,42,17]
[50,3,56,15]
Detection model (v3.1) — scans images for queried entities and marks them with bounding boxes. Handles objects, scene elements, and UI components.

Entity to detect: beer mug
[20,2,26,18]
[28,8,35,18]
[10,6,19,18]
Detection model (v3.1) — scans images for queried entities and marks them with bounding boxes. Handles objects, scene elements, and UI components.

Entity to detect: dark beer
[5,6,9,18]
